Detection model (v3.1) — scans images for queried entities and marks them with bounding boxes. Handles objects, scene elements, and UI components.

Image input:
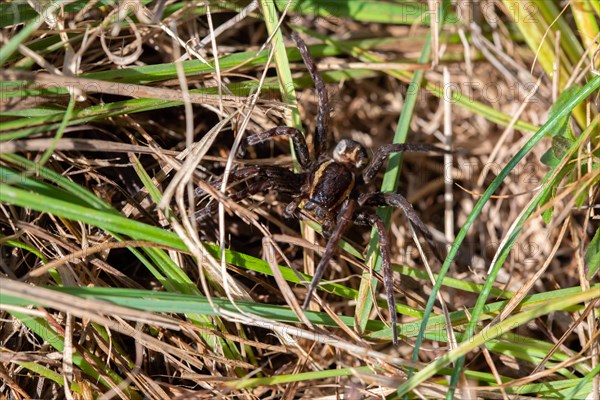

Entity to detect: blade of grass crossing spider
[403,76,600,398]
[260,2,332,317]
[445,116,600,395]
[355,0,450,346]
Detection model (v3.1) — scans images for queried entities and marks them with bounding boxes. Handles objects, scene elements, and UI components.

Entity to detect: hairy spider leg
[195,166,302,221]
[302,199,356,310]
[362,143,451,184]
[194,165,301,198]
[290,31,330,159]
[358,192,446,262]
[247,127,312,169]
[354,210,397,345]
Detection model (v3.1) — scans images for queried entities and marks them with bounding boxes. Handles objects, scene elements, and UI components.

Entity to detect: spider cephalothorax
[198,31,449,345]
[290,140,368,232]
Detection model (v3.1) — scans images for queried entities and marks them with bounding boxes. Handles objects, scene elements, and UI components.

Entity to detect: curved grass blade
[411,75,600,397]
[444,110,599,399]
[1,283,376,332]
[368,284,595,342]
[395,287,600,397]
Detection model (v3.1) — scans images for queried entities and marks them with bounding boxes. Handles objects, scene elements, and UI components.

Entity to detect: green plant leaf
[585,228,600,279]
[541,135,575,168]
[540,85,580,168]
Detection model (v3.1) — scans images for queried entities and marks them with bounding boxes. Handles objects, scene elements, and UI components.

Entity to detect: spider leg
[195,180,272,221]
[302,199,356,309]
[247,127,311,169]
[355,211,398,345]
[195,166,302,221]
[362,143,450,183]
[291,31,329,159]
[194,166,300,198]
[358,192,446,262]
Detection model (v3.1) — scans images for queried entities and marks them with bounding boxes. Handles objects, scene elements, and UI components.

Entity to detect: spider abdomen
[306,160,355,212]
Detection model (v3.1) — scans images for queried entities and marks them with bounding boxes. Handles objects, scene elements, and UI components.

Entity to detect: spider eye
[333,139,368,169]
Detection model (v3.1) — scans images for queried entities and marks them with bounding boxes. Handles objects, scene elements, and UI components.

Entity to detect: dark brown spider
[198,32,449,345]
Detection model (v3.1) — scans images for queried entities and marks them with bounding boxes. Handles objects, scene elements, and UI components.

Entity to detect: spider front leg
[362,143,450,183]
[358,192,446,262]
[354,211,398,345]
[247,126,312,169]
[302,199,356,309]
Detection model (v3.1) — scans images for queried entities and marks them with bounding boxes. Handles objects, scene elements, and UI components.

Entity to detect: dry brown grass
[1,1,599,399]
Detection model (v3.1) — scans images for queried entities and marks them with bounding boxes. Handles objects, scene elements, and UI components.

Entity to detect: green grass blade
[0,8,44,65]
[300,27,539,133]
[0,184,186,250]
[11,362,82,394]
[370,284,597,343]
[259,0,302,130]
[37,94,75,167]
[6,310,141,399]
[226,365,376,389]
[412,75,600,396]
[356,0,451,342]
[564,362,600,400]
[395,287,600,396]
[586,228,600,279]
[275,0,457,25]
